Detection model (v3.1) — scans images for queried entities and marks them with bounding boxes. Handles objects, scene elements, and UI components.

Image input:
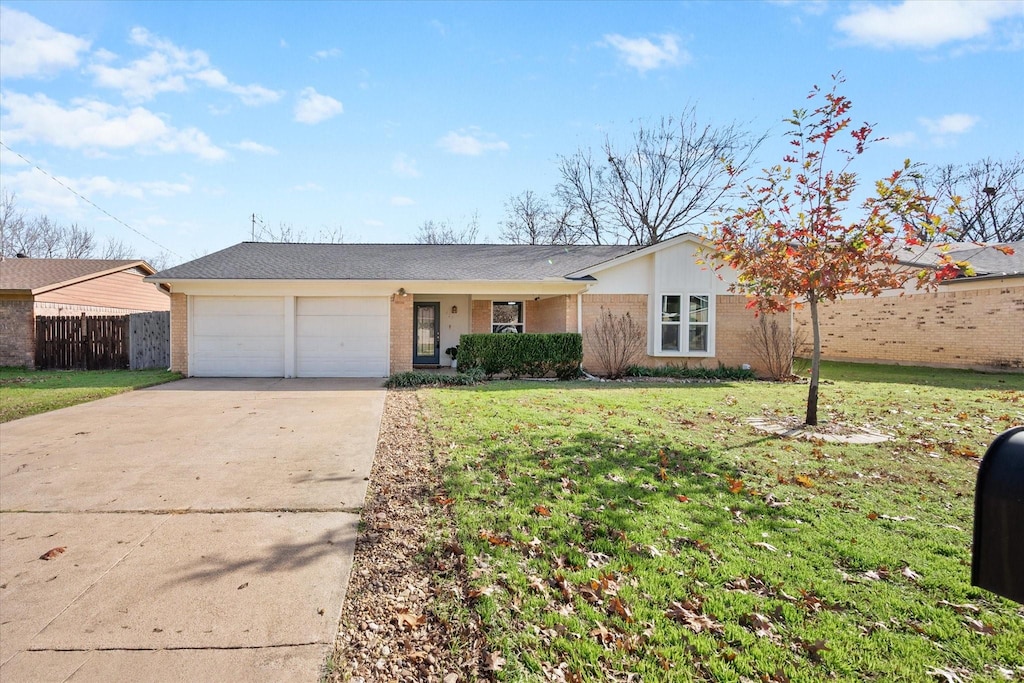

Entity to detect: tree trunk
[806,295,820,426]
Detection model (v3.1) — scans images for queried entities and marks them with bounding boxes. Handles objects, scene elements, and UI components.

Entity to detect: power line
[0,139,183,258]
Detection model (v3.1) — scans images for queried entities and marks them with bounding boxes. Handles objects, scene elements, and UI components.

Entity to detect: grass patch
[423,362,1024,682]
[0,367,182,422]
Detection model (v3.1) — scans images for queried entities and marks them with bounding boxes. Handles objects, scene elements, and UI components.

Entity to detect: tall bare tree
[414,212,479,244]
[0,192,157,262]
[556,148,611,244]
[501,190,561,244]
[252,220,348,243]
[921,156,1024,243]
[558,106,764,246]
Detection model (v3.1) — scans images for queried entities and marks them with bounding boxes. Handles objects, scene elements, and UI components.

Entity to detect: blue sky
[1,1,1022,264]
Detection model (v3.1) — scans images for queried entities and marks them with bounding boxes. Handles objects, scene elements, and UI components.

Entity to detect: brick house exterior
[1,258,170,368]
[149,236,781,378]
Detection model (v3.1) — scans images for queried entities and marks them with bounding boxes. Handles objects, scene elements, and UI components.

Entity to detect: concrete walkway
[0,378,386,682]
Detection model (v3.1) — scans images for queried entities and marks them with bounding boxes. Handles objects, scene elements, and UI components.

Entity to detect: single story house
[0,258,170,367]
[147,234,778,378]
[794,241,1024,371]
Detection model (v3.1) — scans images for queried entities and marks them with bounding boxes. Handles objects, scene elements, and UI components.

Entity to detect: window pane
[662,295,680,322]
[689,324,708,352]
[662,324,680,351]
[689,295,709,323]
[492,302,522,325]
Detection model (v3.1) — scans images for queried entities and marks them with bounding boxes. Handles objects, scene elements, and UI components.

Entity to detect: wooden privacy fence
[35,311,170,370]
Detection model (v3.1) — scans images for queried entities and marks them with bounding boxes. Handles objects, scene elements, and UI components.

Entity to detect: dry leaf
[926,667,965,683]
[727,477,744,494]
[533,505,551,517]
[901,565,921,582]
[799,638,829,662]
[867,511,879,520]
[676,494,689,502]
[665,600,723,634]
[794,474,815,488]
[395,609,426,630]
[39,547,66,561]
[237,582,248,590]
[752,541,778,552]
[936,600,979,614]
[964,618,995,635]
[608,596,634,622]
[485,650,506,671]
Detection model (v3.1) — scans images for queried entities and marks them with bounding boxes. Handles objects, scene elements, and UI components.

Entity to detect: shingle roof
[0,258,149,292]
[150,242,640,281]
[897,241,1024,278]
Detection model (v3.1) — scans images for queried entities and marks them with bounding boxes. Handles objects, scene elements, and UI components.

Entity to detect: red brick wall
[390,294,413,373]
[531,295,573,333]
[0,297,35,367]
[169,293,188,374]
[580,294,789,376]
[793,285,1024,370]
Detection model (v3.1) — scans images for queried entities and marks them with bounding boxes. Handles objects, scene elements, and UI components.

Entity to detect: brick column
[169,292,188,374]
[0,298,35,367]
[389,294,413,374]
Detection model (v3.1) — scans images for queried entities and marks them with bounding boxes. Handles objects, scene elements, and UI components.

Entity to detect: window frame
[491,301,525,333]
[656,292,713,356]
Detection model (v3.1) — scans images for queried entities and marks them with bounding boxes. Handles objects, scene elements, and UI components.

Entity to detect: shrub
[625,363,755,381]
[585,307,646,379]
[744,314,806,380]
[458,333,583,379]
[384,368,485,388]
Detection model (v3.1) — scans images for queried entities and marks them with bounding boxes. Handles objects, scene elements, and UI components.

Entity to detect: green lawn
[423,362,1024,682]
[0,367,182,422]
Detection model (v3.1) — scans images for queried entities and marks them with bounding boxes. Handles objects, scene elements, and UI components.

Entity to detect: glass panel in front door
[417,306,436,357]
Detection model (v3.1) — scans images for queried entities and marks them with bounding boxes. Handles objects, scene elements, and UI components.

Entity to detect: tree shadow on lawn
[459,430,799,570]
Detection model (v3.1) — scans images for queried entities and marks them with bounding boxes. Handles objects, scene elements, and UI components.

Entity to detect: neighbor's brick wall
[794,285,1024,370]
[390,294,413,373]
[0,297,35,367]
[169,293,188,375]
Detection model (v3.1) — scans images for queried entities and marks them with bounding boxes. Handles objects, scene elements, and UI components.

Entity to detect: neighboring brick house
[0,258,170,367]
[794,242,1024,371]
[147,235,783,378]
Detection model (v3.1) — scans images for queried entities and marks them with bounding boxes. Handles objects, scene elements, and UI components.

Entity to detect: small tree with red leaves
[704,75,971,426]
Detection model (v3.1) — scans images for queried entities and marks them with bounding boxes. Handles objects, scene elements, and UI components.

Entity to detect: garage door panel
[191,296,285,377]
[295,297,388,378]
[194,315,285,337]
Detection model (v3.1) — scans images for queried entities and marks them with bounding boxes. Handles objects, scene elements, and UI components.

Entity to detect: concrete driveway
[0,378,386,682]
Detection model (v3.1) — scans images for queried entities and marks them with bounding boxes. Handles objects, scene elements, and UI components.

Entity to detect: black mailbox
[972,426,1024,604]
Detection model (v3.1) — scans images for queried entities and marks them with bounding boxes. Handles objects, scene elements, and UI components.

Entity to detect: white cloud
[429,19,448,37]
[437,128,509,156]
[1,92,227,161]
[294,87,344,124]
[231,140,279,155]
[390,196,415,206]
[88,26,281,104]
[919,113,979,135]
[0,7,91,78]
[4,169,190,211]
[602,33,689,73]
[878,131,918,147]
[311,47,342,61]
[391,154,421,178]
[836,1,1024,49]
[291,182,323,192]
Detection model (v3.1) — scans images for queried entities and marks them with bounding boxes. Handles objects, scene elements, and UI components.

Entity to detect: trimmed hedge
[384,368,485,388]
[458,333,583,380]
[625,363,756,381]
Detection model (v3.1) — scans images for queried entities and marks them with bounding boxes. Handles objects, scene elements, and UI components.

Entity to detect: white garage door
[191,297,285,377]
[296,297,389,377]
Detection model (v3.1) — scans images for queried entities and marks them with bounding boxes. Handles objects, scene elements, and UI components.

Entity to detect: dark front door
[413,302,440,365]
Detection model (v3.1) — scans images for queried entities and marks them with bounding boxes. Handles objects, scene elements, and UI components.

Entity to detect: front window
[660,294,710,353]
[492,301,523,333]
[661,295,680,351]
[688,295,709,352]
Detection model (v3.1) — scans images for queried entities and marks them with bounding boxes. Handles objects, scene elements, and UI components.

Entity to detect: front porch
[390,292,581,374]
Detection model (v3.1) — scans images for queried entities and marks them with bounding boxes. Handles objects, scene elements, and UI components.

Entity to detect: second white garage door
[295,297,389,377]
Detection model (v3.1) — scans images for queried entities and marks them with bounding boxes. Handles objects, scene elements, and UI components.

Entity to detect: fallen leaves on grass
[533,504,551,517]
[964,618,995,635]
[485,651,506,671]
[665,598,723,634]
